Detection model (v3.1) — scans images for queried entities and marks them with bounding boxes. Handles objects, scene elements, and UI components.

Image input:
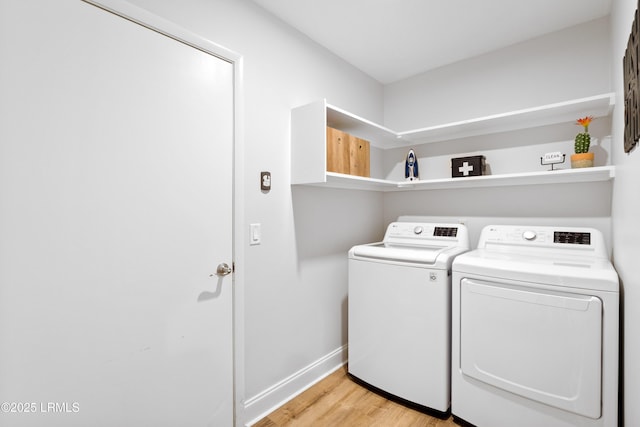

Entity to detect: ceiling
[250,0,613,84]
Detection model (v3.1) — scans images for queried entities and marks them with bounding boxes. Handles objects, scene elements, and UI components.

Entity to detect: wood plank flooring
[253,365,459,427]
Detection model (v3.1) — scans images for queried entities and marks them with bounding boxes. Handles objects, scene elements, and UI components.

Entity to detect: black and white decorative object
[260,171,271,192]
[623,2,640,153]
[451,155,486,178]
[540,152,566,171]
[405,149,419,181]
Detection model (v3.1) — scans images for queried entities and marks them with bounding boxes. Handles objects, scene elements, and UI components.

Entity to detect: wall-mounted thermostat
[261,171,271,192]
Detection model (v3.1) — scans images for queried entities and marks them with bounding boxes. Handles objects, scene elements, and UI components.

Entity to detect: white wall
[7,1,628,425]
[611,0,640,426]
[384,17,611,131]
[384,8,640,425]
[119,3,636,425]
[382,118,613,182]
[80,0,386,425]
[381,18,613,248]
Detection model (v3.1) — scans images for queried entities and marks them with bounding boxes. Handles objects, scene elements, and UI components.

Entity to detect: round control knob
[522,230,537,241]
[414,226,424,235]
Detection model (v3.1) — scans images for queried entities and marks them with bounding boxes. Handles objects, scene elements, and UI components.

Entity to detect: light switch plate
[250,223,261,245]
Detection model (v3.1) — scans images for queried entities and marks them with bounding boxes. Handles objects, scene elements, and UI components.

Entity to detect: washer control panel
[434,226,458,237]
[383,222,469,249]
[554,231,591,245]
[387,223,459,239]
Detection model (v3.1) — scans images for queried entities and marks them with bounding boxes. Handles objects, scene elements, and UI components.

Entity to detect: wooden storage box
[326,127,370,177]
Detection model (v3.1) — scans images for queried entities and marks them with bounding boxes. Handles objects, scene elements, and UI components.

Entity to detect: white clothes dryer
[348,221,470,416]
[451,225,619,427]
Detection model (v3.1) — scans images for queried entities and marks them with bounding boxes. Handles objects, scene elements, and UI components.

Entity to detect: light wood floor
[253,365,459,427]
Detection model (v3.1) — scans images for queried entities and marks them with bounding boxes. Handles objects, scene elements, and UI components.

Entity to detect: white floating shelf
[295,167,616,192]
[318,172,398,191]
[316,93,615,149]
[398,93,615,144]
[326,103,401,148]
[291,94,616,191]
[395,166,615,191]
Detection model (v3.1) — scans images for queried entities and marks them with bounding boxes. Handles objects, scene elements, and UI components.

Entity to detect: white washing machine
[451,225,619,427]
[348,221,470,416]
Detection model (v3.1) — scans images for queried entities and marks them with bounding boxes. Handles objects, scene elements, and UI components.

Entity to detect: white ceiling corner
[250,0,613,84]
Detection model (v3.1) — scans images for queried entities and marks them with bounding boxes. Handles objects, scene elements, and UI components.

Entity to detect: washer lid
[349,222,470,266]
[351,243,446,264]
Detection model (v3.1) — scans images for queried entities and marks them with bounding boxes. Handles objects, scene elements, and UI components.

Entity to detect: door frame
[80,1,246,424]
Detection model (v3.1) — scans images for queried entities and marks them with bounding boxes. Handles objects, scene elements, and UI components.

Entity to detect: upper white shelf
[323,93,615,149]
[398,93,616,144]
[326,103,400,148]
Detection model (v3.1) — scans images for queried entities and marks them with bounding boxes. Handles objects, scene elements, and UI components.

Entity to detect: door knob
[215,263,233,276]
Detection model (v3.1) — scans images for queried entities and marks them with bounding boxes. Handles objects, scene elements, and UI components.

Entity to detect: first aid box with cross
[451,155,486,178]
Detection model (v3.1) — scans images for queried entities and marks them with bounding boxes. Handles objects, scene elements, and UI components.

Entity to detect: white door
[0,1,234,426]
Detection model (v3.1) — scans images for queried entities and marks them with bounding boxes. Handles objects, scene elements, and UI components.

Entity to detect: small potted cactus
[571,116,595,168]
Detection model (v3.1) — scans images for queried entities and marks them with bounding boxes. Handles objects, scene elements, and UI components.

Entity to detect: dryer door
[459,278,602,419]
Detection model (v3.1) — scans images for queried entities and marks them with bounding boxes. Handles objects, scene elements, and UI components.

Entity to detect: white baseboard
[242,344,347,426]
